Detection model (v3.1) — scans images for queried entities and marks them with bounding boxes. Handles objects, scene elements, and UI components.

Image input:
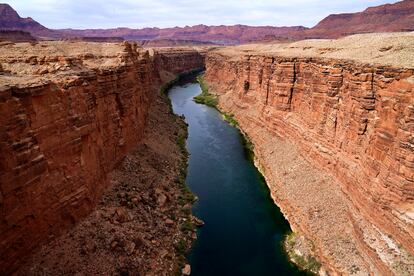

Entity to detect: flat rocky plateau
[218,32,414,68]
[0,41,207,86]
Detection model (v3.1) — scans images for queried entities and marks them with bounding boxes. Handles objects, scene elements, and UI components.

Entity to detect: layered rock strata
[204,33,414,275]
[0,41,204,274]
[154,47,206,82]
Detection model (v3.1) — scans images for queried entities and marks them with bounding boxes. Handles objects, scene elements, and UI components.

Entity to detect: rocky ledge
[204,32,414,275]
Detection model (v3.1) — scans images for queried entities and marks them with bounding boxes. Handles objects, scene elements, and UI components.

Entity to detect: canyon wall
[154,47,206,82]
[204,35,414,274]
[0,42,204,274]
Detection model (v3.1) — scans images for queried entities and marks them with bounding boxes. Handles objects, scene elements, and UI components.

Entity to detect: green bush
[283,232,321,275]
[222,113,238,127]
[193,75,218,108]
[180,220,195,232]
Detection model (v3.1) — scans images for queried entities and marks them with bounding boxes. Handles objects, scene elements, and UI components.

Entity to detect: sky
[6,0,401,29]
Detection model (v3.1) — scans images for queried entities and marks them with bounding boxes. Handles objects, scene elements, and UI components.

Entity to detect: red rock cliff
[154,47,206,82]
[0,41,204,274]
[204,33,414,274]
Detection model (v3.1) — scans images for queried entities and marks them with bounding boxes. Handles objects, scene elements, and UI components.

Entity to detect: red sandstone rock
[154,47,206,82]
[0,41,204,274]
[182,264,191,275]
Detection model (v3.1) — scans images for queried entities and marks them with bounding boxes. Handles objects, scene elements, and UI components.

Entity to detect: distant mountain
[62,36,125,43]
[0,0,413,44]
[137,38,216,47]
[59,25,308,44]
[306,0,414,38]
[0,3,56,37]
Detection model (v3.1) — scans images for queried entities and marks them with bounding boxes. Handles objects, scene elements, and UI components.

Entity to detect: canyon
[0,41,204,274]
[0,21,413,276]
[203,32,414,275]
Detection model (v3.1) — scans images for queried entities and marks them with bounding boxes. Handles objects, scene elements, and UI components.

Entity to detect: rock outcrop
[0,41,204,274]
[204,32,414,274]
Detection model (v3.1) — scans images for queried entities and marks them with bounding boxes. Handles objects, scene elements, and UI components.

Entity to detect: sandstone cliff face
[154,47,206,82]
[204,36,414,274]
[0,42,204,274]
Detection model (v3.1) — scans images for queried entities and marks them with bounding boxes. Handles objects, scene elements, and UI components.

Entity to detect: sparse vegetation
[285,232,297,248]
[222,113,238,127]
[284,232,322,275]
[174,238,187,256]
[177,130,188,156]
[175,125,196,207]
[181,220,196,233]
[193,75,218,108]
[240,132,255,161]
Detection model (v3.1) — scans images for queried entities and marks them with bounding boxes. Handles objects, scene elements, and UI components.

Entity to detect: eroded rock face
[154,47,206,82]
[204,41,414,274]
[0,41,204,274]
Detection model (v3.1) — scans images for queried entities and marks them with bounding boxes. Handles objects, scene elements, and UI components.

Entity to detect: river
[168,77,306,276]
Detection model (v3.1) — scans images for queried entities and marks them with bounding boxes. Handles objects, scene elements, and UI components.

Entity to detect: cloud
[5,0,401,29]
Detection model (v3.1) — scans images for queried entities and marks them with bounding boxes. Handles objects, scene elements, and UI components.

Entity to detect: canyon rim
[1,1,414,275]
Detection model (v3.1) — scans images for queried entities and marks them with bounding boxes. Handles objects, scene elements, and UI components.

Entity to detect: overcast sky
[6,0,400,29]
